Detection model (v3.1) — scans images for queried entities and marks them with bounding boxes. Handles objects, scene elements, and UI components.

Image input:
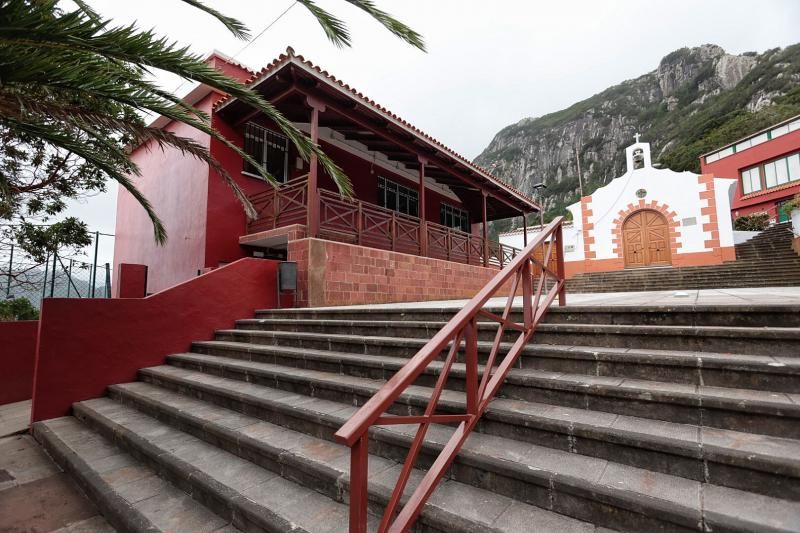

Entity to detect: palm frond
[342,0,425,51]
[177,0,251,40]
[295,0,351,48]
[4,117,167,244]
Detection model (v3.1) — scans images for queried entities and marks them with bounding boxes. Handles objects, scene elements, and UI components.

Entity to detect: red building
[700,114,800,223]
[113,49,538,306]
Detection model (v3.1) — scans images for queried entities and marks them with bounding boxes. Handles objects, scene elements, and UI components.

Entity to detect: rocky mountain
[475,43,800,228]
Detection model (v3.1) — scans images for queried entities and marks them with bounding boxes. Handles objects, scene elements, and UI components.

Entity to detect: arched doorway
[623,210,672,267]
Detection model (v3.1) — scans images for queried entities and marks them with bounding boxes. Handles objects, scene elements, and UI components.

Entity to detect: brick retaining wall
[288,238,508,307]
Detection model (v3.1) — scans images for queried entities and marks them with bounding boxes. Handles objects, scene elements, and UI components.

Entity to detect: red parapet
[334,217,567,532]
[0,320,39,405]
[30,258,280,422]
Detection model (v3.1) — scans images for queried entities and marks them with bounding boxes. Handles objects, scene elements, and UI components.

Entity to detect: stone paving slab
[275,286,800,310]
[0,434,116,532]
[0,399,31,438]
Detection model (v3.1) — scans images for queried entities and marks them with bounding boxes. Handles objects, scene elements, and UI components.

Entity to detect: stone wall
[288,238,507,307]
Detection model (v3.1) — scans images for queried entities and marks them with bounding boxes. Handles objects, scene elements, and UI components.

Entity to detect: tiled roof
[214,47,537,209]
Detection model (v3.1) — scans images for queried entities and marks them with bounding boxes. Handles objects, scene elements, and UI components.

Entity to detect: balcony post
[523,212,528,247]
[306,96,326,239]
[482,191,489,267]
[418,156,428,257]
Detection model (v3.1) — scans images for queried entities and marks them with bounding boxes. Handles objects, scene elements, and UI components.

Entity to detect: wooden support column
[482,191,489,267]
[418,156,428,256]
[306,96,326,238]
[522,212,528,247]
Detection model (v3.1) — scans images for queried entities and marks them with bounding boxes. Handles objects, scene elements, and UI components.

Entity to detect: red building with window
[113,49,538,306]
[700,114,800,223]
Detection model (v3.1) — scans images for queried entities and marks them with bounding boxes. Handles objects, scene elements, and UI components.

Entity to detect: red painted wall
[115,264,148,298]
[701,129,800,219]
[113,94,214,293]
[0,321,39,405]
[31,258,280,422]
[113,54,253,294]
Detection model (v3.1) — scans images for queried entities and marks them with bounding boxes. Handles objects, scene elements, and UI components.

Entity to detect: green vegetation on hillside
[477,43,800,229]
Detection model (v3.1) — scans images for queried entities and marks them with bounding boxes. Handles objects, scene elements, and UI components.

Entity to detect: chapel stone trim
[698,174,720,250]
[581,196,596,259]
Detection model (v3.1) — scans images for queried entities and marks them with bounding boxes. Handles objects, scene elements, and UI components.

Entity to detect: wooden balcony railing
[245,180,523,267]
[334,217,567,532]
[246,175,309,234]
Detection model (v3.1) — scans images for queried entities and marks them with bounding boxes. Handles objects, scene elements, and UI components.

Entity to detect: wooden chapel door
[623,210,671,267]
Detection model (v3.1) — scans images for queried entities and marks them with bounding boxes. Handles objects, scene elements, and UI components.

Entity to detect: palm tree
[0,0,424,243]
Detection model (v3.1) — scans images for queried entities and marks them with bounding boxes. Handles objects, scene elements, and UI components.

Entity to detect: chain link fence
[2,232,113,308]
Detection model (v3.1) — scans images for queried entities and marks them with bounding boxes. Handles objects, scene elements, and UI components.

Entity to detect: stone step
[567,283,800,294]
[571,257,800,272]
[567,269,800,281]
[567,272,800,284]
[157,353,800,439]
[217,323,800,357]
[127,369,800,531]
[32,417,240,533]
[193,339,800,393]
[255,304,800,328]
[68,397,361,533]
[566,274,800,287]
[77,392,597,533]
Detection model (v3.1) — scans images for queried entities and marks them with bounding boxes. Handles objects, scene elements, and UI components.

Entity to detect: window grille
[243,123,290,183]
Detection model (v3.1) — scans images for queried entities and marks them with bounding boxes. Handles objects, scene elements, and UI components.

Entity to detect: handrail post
[273,188,279,229]
[356,201,363,246]
[391,211,397,252]
[522,256,533,329]
[349,434,369,533]
[555,221,566,306]
[465,317,478,414]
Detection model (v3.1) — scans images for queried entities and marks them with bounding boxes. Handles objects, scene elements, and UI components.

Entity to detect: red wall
[113,94,214,293]
[113,54,253,294]
[701,129,800,218]
[0,321,39,405]
[115,264,148,298]
[31,258,280,422]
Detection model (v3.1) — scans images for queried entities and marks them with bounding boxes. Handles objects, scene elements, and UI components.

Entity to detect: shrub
[0,297,39,321]
[781,194,800,215]
[734,212,770,231]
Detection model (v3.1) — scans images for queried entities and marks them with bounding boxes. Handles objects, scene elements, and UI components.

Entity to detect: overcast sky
[64,0,800,258]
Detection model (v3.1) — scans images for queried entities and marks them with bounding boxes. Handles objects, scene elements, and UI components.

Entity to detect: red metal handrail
[334,216,567,532]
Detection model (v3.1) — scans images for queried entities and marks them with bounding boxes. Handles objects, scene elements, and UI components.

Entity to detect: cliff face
[475,44,800,225]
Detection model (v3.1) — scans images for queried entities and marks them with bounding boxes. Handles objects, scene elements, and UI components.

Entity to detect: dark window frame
[377,176,419,217]
[440,203,470,233]
[243,122,290,183]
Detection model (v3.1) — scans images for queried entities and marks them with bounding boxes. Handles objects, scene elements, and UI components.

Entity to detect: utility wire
[170,1,298,95]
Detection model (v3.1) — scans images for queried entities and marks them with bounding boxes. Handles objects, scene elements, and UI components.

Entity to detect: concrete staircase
[33,304,800,532]
[567,222,800,293]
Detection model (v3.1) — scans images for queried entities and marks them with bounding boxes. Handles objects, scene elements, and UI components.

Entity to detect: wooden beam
[307,96,326,238]
[293,87,532,214]
[523,212,528,246]
[419,156,428,257]
[482,191,489,267]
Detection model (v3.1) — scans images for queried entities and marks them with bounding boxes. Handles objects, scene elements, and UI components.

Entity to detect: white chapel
[501,138,737,277]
